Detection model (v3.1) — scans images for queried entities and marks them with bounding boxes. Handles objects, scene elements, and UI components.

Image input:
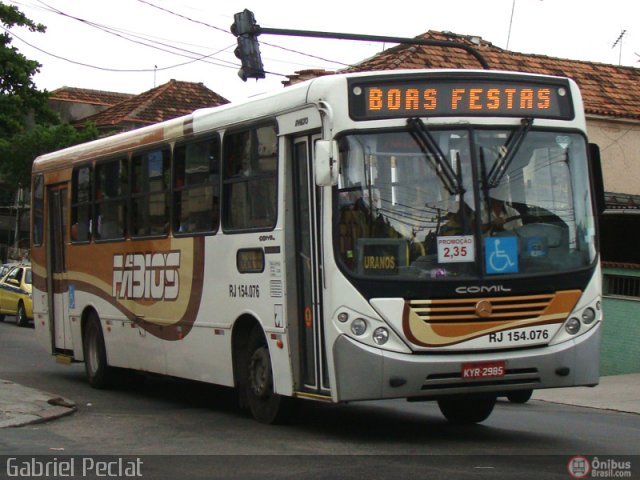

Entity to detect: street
[1,320,639,479]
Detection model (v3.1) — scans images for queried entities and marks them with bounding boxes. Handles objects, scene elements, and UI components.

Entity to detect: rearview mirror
[315,140,339,186]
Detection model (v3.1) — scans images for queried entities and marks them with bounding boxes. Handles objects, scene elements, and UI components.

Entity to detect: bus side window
[32,174,44,246]
[94,158,127,241]
[71,165,93,243]
[131,147,171,237]
[222,124,278,231]
[173,135,221,235]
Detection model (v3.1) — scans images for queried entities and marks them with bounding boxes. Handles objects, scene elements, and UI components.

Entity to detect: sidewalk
[533,373,640,415]
[0,374,638,428]
[0,379,76,428]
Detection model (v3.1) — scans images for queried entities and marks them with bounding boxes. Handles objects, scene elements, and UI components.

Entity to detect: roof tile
[79,80,229,128]
[286,30,640,120]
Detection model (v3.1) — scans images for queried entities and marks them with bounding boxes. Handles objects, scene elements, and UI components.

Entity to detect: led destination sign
[349,77,574,120]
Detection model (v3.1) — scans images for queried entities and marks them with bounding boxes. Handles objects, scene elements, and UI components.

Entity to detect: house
[285,30,640,374]
[75,79,229,134]
[1,80,229,262]
[48,87,135,124]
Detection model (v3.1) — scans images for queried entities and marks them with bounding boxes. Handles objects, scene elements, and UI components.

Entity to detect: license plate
[461,360,506,379]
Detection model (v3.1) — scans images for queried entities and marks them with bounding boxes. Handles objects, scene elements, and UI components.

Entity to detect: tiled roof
[49,87,135,106]
[80,79,229,128]
[286,30,640,121]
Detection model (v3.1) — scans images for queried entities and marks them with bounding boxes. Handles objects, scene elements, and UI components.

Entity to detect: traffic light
[230,10,265,81]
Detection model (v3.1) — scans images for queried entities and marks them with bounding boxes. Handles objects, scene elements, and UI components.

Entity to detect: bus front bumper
[332,323,601,402]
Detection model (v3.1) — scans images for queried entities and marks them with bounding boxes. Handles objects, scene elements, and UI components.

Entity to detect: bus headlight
[565,318,581,335]
[581,307,596,325]
[350,318,367,336]
[372,327,389,345]
[337,312,349,323]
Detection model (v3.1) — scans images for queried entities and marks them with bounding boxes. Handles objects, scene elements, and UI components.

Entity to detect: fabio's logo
[113,251,180,301]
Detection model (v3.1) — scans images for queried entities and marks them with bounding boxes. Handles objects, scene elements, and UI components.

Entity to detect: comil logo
[113,251,180,300]
[568,456,590,478]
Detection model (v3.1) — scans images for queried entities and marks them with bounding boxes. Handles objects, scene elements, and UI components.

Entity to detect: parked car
[0,264,33,327]
[0,263,16,280]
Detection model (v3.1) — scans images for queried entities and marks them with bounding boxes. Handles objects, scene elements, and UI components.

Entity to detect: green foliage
[0,2,55,138]
[0,2,93,192]
[0,123,99,186]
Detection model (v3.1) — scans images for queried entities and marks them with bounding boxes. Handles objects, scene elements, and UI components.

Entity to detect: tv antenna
[612,30,626,65]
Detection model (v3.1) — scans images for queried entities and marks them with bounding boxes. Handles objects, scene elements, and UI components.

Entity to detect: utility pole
[13,185,23,257]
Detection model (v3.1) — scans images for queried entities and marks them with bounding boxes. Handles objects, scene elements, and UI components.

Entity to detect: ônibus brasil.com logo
[568,456,632,478]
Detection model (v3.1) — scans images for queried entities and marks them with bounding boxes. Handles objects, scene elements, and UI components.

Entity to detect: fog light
[372,327,389,345]
[565,317,581,335]
[581,307,596,325]
[350,318,367,336]
[337,312,349,323]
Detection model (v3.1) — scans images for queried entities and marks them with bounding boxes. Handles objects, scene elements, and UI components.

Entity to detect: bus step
[55,355,73,365]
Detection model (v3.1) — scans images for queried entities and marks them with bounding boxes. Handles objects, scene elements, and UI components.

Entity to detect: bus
[31,68,604,424]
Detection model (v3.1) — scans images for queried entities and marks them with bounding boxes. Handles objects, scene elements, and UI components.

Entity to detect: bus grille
[403,290,581,348]
[409,294,554,323]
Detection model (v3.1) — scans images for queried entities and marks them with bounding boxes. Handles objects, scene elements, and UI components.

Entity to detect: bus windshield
[335,127,596,279]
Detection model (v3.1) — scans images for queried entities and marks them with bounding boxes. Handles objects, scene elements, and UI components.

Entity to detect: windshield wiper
[486,117,533,188]
[407,117,462,196]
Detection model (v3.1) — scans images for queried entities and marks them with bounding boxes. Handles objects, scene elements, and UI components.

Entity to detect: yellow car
[0,264,33,327]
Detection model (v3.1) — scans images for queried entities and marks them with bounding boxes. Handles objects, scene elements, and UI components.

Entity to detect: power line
[134,0,352,67]
[2,25,240,73]
[6,0,357,82]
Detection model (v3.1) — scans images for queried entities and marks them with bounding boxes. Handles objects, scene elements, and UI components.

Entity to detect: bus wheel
[83,313,113,389]
[246,330,287,424]
[16,303,29,327]
[437,394,496,424]
[507,389,533,404]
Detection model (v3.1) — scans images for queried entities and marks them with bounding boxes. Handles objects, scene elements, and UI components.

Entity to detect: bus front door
[46,185,71,354]
[292,135,330,396]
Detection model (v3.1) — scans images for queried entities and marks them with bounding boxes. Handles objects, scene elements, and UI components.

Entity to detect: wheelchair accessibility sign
[485,237,519,274]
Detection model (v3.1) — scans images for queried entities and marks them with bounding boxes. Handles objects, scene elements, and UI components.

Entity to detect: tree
[0,2,98,189]
[0,123,99,188]
[0,2,55,138]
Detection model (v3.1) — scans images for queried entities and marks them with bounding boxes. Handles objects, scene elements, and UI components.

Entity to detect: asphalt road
[1,320,638,479]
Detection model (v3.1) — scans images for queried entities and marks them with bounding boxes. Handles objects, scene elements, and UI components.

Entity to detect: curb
[0,380,76,428]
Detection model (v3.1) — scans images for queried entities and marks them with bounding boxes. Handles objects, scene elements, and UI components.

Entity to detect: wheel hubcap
[249,348,271,398]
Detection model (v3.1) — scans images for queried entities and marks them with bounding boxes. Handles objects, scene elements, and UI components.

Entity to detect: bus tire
[245,328,289,424]
[506,389,533,404]
[83,313,113,389]
[437,394,496,424]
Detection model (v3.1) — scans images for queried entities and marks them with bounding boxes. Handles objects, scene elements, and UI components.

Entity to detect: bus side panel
[32,273,52,354]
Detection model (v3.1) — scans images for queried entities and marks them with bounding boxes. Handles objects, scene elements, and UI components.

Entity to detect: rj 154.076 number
[489,329,550,343]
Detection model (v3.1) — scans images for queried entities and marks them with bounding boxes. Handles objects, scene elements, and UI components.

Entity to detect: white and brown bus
[32,69,604,424]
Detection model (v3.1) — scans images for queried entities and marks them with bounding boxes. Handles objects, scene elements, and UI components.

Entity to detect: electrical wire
[5,0,361,80]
